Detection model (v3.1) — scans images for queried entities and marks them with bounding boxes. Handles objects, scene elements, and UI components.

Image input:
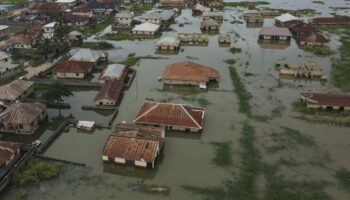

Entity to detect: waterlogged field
[2,0,350,199]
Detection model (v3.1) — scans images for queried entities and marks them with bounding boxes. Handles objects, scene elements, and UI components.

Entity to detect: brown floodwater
[2,0,350,199]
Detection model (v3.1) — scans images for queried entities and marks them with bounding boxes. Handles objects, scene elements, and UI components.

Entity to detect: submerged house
[52,60,93,79]
[164,61,219,88]
[200,19,220,31]
[0,141,21,178]
[133,101,205,132]
[310,16,350,25]
[259,27,292,41]
[102,130,164,168]
[243,10,264,23]
[300,93,350,111]
[160,0,184,8]
[0,102,47,134]
[192,3,211,15]
[99,64,128,83]
[203,11,224,22]
[116,123,165,138]
[94,80,124,106]
[289,22,328,46]
[0,25,9,40]
[132,23,160,36]
[0,80,33,102]
[155,37,180,51]
[275,13,299,27]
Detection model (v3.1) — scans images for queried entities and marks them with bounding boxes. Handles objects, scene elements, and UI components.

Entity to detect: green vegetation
[301,45,333,56]
[118,53,165,67]
[12,159,62,185]
[42,82,73,115]
[263,8,318,16]
[100,32,140,41]
[335,168,350,191]
[131,4,152,12]
[312,0,324,4]
[223,59,236,65]
[197,97,211,107]
[81,41,114,50]
[229,47,242,54]
[12,50,43,60]
[77,18,113,36]
[5,189,28,200]
[209,141,233,167]
[0,0,25,3]
[228,66,251,115]
[279,127,315,146]
[223,1,270,8]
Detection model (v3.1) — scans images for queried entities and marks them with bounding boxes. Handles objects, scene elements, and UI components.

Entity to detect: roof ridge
[133,102,159,122]
[180,104,201,129]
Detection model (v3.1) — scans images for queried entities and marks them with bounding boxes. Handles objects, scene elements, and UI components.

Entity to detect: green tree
[54,12,70,40]
[42,82,73,115]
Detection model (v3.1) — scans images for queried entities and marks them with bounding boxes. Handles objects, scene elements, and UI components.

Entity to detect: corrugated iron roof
[133,101,205,129]
[103,130,162,162]
[164,60,219,82]
[0,141,20,166]
[0,102,46,125]
[0,80,33,101]
[52,60,93,73]
[94,80,124,102]
[100,64,127,80]
[259,27,292,37]
[301,93,350,107]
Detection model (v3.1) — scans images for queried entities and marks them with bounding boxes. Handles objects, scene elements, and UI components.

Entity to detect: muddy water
[3,1,350,199]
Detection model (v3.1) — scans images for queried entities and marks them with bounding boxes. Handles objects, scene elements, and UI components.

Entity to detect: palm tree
[42,82,73,115]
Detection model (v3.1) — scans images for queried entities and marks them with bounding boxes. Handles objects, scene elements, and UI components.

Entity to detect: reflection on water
[258,39,290,49]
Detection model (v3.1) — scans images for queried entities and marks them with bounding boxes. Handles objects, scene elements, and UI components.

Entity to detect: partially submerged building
[163,60,219,89]
[99,64,128,83]
[275,13,299,27]
[0,102,47,134]
[116,123,165,138]
[52,60,94,79]
[243,10,264,23]
[218,33,231,44]
[140,12,162,25]
[155,37,180,51]
[310,16,350,25]
[0,80,33,102]
[259,27,292,41]
[133,101,205,132]
[300,93,350,111]
[200,19,220,31]
[192,3,211,15]
[203,11,224,22]
[102,130,164,168]
[132,22,160,36]
[177,33,209,44]
[94,80,124,106]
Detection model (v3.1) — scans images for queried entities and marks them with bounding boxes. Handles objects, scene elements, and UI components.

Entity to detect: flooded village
[0,0,349,199]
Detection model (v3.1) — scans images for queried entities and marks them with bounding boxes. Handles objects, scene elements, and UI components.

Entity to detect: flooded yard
[2,0,350,199]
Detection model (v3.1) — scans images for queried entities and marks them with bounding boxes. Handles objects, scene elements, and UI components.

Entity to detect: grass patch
[197,97,211,107]
[228,66,251,115]
[118,53,165,66]
[209,141,233,167]
[224,59,236,65]
[335,168,350,191]
[80,41,114,50]
[100,32,140,41]
[224,1,270,8]
[12,158,62,185]
[0,0,25,3]
[271,104,285,118]
[12,49,43,60]
[312,0,324,4]
[281,127,315,146]
[131,4,152,12]
[229,47,242,54]
[76,18,113,36]
[301,45,333,56]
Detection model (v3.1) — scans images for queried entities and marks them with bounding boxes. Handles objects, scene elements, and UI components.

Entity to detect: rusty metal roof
[94,80,124,102]
[0,80,33,101]
[133,101,205,129]
[103,130,163,163]
[0,141,20,166]
[301,93,350,107]
[164,60,219,82]
[0,102,46,125]
[116,123,165,138]
[53,60,93,73]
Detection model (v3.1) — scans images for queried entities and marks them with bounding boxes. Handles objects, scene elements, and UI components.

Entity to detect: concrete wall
[135,160,147,168]
[141,18,161,25]
[164,79,205,86]
[132,30,156,35]
[55,72,86,79]
[95,99,116,106]
[116,17,132,26]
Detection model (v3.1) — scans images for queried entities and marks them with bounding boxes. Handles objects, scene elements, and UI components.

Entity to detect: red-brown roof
[259,27,292,37]
[94,80,124,102]
[289,22,319,34]
[311,16,350,24]
[29,2,63,11]
[0,102,46,125]
[0,141,20,166]
[103,130,163,163]
[164,61,219,82]
[52,60,93,73]
[299,32,328,43]
[301,92,350,107]
[65,14,90,22]
[116,123,165,138]
[133,101,205,129]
